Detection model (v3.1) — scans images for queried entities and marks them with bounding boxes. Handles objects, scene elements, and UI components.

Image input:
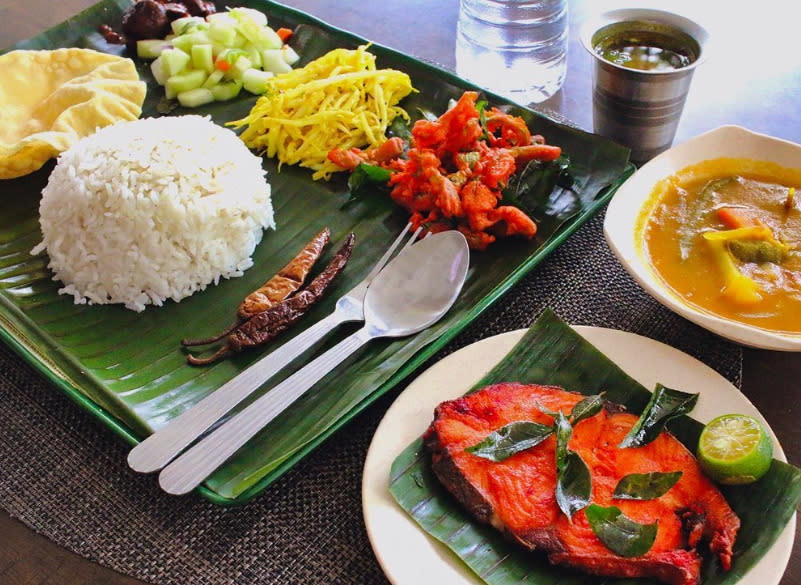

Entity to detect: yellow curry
[638,157,801,334]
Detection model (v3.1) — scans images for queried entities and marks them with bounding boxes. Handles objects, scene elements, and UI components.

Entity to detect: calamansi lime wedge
[697,414,773,485]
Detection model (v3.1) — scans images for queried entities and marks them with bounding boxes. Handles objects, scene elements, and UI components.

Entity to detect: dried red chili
[183,228,331,347]
[185,233,355,366]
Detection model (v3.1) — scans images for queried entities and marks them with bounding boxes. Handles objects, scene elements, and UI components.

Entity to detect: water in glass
[456,0,568,104]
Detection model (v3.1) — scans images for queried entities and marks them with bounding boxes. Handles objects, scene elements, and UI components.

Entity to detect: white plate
[362,327,794,585]
[603,125,801,351]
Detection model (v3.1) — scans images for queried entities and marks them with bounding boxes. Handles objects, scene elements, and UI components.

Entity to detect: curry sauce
[639,158,801,334]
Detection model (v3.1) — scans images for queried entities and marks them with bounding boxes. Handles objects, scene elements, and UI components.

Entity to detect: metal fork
[127,223,421,474]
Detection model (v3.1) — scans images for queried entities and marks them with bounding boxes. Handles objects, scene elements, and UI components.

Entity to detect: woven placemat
[0,211,742,585]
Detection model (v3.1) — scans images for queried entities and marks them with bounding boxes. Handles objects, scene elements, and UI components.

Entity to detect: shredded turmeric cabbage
[229,45,414,180]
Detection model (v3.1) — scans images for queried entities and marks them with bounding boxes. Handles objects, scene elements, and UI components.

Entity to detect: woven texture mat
[0,211,742,585]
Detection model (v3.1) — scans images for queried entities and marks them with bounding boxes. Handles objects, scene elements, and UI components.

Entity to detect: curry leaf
[555,451,592,520]
[678,176,735,260]
[554,411,572,473]
[535,402,558,417]
[613,471,683,500]
[618,384,699,448]
[585,504,658,557]
[343,163,392,206]
[554,412,592,519]
[465,421,553,462]
[476,99,490,142]
[349,163,392,190]
[570,393,604,425]
[387,115,413,141]
[415,106,439,122]
[503,156,575,218]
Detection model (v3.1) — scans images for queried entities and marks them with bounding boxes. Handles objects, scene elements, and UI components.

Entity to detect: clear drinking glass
[456,0,568,105]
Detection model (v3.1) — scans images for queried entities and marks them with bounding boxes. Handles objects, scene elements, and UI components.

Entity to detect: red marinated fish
[423,383,740,585]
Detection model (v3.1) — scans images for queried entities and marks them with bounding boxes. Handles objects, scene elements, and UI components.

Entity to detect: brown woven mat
[0,211,742,585]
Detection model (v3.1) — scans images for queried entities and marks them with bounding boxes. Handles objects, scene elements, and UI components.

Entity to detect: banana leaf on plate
[0,0,632,503]
[389,310,801,585]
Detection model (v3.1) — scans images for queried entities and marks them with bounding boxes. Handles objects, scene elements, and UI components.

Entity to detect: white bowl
[604,125,801,351]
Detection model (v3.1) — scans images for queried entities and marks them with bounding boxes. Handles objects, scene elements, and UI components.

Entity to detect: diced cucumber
[171,16,206,36]
[191,44,214,73]
[211,42,227,58]
[231,32,248,49]
[206,12,238,26]
[136,39,170,59]
[172,30,211,52]
[230,8,281,50]
[242,68,274,94]
[191,31,212,44]
[170,34,193,53]
[208,19,237,46]
[281,44,300,65]
[160,48,191,77]
[150,56,168,86]
[178,88,215,108]
[166,69,208,95]
[215,48,248,74]
[263,27,284,50]
[228,55,253,79]
[261,49,292,74]
[210,79,243,101]
[202,69,225,88]
[245,44,262,68]
[147,8,303,104]
[252,26,283,51]
[230,7,268,27]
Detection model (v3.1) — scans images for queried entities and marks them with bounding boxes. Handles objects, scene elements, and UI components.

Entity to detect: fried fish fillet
[424,383,740,585]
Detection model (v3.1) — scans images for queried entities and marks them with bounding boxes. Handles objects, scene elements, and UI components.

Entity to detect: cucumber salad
[135,7,300,108]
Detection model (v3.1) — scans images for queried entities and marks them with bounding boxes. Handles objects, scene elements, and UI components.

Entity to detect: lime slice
[697,414,773,485]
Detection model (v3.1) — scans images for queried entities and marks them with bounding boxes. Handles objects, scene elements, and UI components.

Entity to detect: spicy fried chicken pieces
[328,91,562,250]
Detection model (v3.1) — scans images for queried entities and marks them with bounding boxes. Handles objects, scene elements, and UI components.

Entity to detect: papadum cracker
[0,48,146,179]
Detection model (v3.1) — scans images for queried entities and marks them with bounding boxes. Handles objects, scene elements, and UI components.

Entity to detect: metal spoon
[128,225,421,475]
[158,230,470,495]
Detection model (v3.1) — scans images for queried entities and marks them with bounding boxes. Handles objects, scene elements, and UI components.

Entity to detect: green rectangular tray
[0,0,633,504]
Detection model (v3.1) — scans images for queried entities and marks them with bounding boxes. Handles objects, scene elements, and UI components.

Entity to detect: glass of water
[456,0,568,105]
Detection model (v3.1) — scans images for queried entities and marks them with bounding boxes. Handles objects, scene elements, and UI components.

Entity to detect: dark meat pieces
[119,0,216,43]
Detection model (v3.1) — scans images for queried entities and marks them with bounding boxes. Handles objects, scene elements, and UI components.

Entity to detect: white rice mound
[32,115,275,312]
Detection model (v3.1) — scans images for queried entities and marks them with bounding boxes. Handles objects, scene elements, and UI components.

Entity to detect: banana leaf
[389,310,801,585]
[0,0,632,504]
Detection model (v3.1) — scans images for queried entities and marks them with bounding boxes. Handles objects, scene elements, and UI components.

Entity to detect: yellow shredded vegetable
[229,45,415,180]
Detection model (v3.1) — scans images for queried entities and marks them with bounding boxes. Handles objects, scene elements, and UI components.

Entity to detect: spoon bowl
[158,230,470,495]
[364,231,470,335]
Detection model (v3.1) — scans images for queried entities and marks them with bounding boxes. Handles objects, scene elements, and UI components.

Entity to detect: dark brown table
[1,0,799,584]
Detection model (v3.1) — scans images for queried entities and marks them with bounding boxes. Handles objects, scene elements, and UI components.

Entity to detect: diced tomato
[276,27,293,42]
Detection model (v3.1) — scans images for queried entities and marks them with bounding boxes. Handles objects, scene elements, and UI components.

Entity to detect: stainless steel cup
[580,9,709,163]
